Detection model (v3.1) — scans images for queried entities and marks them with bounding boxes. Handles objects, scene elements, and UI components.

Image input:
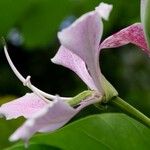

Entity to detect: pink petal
[9,94,102,143]
[100,23,150,55]
[0,93,48,120]
[9,98,78,143]
[58,10,103,92]
[51,46,97,90]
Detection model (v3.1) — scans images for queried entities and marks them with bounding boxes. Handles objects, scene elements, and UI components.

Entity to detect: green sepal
[101,75,118,103]
[67,90,94,107]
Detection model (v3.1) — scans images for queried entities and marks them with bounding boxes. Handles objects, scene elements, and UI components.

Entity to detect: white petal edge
[95,2,113,21]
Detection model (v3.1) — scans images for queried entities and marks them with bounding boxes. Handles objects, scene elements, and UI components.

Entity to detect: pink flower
[0,2,149,145]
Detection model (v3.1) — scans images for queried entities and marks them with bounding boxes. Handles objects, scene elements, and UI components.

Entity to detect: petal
[9,98,78,143]
[141,0,147,23]
[58,10,103,92]
[51,46,97,90]
[9,94,102,144]
[95,2,113,21]
[0,93,48,120]
[100,23,150,55]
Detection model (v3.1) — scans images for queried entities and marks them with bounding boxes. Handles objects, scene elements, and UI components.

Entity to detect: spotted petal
[9,98,78,143]
[58,9,103,92]
[9,94,102,144]
[51,46,97,90]
[100,23,150,55]
[0,93,48,119]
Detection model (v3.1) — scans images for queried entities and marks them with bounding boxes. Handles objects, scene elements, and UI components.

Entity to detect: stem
[110,96,150,128]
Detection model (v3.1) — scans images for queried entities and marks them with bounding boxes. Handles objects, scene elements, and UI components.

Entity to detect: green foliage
[19,0,73,48]
[0,0,29,36]
[5,144,60,150]
[5,114,150,150]
[0,0,139,49]
[0,0,73,48]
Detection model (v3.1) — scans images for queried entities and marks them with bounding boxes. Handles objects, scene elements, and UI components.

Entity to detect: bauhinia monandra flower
[0,2,149,145]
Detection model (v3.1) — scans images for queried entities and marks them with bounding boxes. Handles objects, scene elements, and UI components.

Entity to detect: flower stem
[109,96,150,128]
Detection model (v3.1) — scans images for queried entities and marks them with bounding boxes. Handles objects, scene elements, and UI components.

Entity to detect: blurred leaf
[0,0,140,48]
[0,0,30,36]
[6,113,150,150]
[0,95,16,105]
[0,118,24,149]
[19,0,73,48]
[5,144,60,150]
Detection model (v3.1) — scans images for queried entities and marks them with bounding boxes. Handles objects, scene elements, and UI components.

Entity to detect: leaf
[5,143,60,150]
[5,113,150,150]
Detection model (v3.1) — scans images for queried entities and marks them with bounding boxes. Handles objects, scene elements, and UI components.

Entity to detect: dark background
[0,0,150,149]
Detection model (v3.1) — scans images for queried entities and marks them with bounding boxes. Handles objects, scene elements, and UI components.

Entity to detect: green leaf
[5,113,150,150]
[5,143,60,150]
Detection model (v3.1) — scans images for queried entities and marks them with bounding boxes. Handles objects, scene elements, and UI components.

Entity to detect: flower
[0,2,149,145]
[140,0,150,49]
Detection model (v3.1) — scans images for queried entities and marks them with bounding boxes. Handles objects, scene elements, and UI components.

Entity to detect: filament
[4,45,71,101]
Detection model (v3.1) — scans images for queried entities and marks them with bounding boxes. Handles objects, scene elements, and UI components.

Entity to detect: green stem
[67,89,150,128]
[110,96,150,128]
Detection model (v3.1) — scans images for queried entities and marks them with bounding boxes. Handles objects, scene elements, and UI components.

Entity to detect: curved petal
[0,93,48,120]
[58,10,103,92]
[100,23,150,55]
[9,98,78,143]
[9,93,102,144]
[51,46,97,90]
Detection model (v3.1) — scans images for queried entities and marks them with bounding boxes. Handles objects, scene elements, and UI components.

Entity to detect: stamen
[3,44,71,101]
[23,76,51,103]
